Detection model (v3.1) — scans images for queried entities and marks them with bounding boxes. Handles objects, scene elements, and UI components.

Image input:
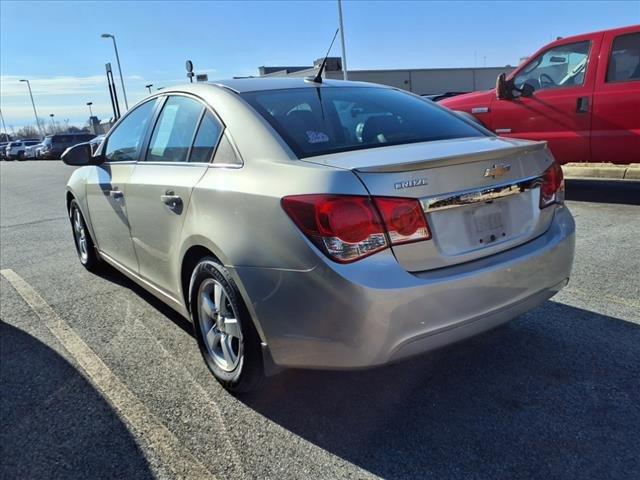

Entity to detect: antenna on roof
[306,29,340,84]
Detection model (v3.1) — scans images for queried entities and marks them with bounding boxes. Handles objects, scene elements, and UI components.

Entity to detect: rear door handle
[576,96,589,113]
[160,191,183,211]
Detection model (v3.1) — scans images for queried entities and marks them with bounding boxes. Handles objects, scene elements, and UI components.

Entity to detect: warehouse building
[258,57,516,95]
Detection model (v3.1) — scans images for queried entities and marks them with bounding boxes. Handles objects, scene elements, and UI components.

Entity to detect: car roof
[207,77,390,93]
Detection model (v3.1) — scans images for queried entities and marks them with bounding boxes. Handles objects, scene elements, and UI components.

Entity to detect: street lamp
[49,114,55,132]
[19,79,44,138]
[86,102,94,117]
[101,33,129,110]
[145,84,153,94]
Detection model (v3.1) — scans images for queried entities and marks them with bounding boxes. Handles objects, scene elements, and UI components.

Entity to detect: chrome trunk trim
[421,175,542,213]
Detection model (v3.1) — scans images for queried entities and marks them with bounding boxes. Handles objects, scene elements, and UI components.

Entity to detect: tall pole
[49,114,55,133]
[145,84,153,94]
[102,33,129,110]
[337,0,348,80]
[86,102,94,117]
[19,79,44,138]
[0,108,8,140]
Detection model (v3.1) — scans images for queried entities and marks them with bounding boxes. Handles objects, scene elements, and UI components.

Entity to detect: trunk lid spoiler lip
[301,137,548,173]
[353,141,547,173]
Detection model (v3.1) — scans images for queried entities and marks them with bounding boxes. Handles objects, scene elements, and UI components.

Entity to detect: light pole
[19,79,44,138]
[86,102,94,117]
[337,0,348,80]
[0,108,8,140]
[49,114,55,133]
[101,33,129,110]
[145,84,153,94]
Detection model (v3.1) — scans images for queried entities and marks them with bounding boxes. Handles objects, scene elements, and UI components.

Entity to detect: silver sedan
[62,78,575,393]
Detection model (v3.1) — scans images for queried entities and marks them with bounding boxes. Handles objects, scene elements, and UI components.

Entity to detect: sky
[1,0,638,129]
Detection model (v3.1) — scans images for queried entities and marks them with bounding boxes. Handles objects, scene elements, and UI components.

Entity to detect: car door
[85,98,158,270]
[490,35,601,164]
[125,94,223,297]
[591,29,640,164]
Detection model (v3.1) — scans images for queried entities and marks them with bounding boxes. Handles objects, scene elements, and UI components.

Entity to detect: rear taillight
[282,194,431,263]
[539,162,565,208]
[373,197,431,245]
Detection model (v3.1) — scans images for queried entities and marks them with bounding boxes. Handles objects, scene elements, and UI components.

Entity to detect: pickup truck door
[489,33,602,164]
[591,29,640,164]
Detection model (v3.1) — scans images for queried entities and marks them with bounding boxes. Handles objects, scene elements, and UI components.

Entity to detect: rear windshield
[241,86,485,158]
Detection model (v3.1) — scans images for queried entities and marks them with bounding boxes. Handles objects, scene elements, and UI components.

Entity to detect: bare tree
[14,124,40,139]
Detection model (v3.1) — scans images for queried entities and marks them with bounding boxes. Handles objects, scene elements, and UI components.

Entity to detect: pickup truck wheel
[190,258,264,394]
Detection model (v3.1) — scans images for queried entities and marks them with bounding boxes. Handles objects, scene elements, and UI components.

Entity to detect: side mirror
[496,73,509,100]
[61,142,103,166]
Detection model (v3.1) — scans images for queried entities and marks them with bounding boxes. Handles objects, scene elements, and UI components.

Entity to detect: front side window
[105,99,156,162]
[514,41,590,92]
[190,112,222,163]
[241,87,484,158]
[146,96,204,163]
[607,32,640,83]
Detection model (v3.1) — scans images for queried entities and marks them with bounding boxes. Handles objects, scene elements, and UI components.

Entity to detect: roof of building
[206,76,386,93]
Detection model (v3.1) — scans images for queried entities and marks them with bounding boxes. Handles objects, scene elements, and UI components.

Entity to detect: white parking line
[1,268,216,480]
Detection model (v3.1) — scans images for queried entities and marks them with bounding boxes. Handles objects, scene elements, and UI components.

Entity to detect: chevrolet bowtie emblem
[484,164,511,178]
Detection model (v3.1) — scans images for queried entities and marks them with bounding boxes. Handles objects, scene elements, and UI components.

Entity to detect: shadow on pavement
[244,301,640,479]
[94,263,194,337]
[0,321,154,480]
[565,179,640,205]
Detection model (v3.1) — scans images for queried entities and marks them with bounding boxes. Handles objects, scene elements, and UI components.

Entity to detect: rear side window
[190,112,222,163]
[105,99,156,162]
[146,96,204,163]
[607,32,640,83]
[241,87,484,158]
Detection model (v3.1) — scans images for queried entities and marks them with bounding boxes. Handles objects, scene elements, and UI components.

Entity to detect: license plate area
[465,202,509,246]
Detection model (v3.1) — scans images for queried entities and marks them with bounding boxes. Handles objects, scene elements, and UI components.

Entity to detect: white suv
[5,140,40,160]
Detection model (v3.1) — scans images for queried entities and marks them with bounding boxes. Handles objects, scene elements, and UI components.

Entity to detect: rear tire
[69,199,101,272]
[190,258,264,394]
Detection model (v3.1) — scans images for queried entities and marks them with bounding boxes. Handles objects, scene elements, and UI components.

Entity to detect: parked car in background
[441,25,640,164]
[62,79,575,393]
[24,142,44,159]
[0,142,9,159]
[5,140,41,160]
[40,133,95,160]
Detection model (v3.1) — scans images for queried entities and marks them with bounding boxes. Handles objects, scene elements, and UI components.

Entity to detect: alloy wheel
[73,207,89,263]
[197,278,243,372]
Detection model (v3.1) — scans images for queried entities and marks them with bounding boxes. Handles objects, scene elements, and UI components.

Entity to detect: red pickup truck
[441,25,640,164]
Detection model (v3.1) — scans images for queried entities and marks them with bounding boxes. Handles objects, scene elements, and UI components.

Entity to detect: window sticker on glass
[306,131,330,144]
[150,105,179,157]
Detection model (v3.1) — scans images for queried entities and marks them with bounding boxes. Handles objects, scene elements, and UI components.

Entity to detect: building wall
[262,65,516,94]
[324,67,515,94]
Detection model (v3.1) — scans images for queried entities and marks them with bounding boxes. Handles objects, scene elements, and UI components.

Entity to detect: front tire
[69,199,101,271]
[190,258,264,394]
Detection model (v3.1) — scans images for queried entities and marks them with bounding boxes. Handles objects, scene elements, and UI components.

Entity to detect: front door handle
[160,191,183,212]
[576,96,589,113]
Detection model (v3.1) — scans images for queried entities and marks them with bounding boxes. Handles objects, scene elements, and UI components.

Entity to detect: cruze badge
[394,177,428,190]
[483,164,511,178]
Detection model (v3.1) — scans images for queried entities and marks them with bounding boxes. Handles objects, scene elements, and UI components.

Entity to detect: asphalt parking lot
[1,161,639,480]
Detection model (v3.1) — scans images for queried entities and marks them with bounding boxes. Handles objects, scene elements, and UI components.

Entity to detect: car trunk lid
[303,136,557,271]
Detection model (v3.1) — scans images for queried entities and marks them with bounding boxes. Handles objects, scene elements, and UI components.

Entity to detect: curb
[562,163,640,180]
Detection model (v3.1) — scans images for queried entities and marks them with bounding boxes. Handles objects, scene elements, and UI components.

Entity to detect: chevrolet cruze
[63,78,575,393]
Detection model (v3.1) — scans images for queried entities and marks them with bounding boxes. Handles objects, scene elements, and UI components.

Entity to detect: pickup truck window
[514,41,590,92]
[607,32,640,83]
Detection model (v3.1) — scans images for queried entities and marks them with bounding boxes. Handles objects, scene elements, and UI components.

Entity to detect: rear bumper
[232,206,575,369]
